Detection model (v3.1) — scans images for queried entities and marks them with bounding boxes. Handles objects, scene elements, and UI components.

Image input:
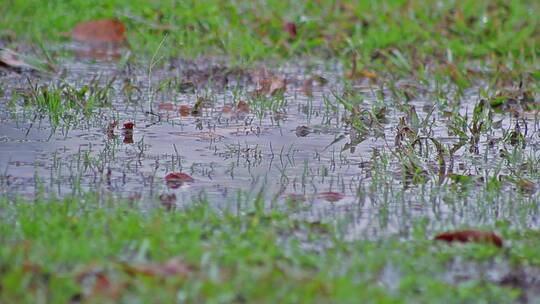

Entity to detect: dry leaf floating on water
[123,121,135,130]
[165,172,195,189]
[434,230,503,247]
[317,192,345,202]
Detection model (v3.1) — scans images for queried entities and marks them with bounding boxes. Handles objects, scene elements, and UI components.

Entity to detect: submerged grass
[1,193,539,303]
[20,79,113,127]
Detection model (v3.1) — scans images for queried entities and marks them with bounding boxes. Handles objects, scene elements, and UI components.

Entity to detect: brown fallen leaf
[93,272,113,295]
[283,22,297,39]
[71,19,126,44]
[179,105,191,117]
[317,192,345,202]
[165,172,194,183]
[434,230,503,247]
[0,48,38,70]
[256,76,287,96]
[236,100,250,113]
[122,257,192,278]
[123,121,134,130]
[165,172,194,189]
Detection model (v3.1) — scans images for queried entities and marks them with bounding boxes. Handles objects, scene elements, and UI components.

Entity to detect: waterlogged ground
[2,1,540,301]
[2,56,540,236]
[0,60,364,205]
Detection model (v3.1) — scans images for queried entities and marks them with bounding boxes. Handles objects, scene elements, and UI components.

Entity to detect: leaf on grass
[122,257,192,278]
[71,19,126,44]
[317,192,345,202]
[434,230,503,247]
[0,48,39,71]
[93,272,112,294]
[283,22,297,39]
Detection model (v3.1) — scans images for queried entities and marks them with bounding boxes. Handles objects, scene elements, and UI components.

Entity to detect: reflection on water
[1,59,539,236]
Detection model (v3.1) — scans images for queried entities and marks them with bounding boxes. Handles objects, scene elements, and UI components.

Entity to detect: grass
[1,0,539,66]
[1,192,538,303]
[20,79,113,128]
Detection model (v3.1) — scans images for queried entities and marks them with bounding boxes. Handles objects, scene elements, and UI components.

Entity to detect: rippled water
[1,58,539,237]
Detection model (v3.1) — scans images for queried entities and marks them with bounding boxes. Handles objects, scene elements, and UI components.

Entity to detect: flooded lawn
[2,1,540,301]
[2,57,539,234]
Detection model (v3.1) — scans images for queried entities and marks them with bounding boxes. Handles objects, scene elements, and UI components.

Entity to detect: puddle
[1,58,540,237]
